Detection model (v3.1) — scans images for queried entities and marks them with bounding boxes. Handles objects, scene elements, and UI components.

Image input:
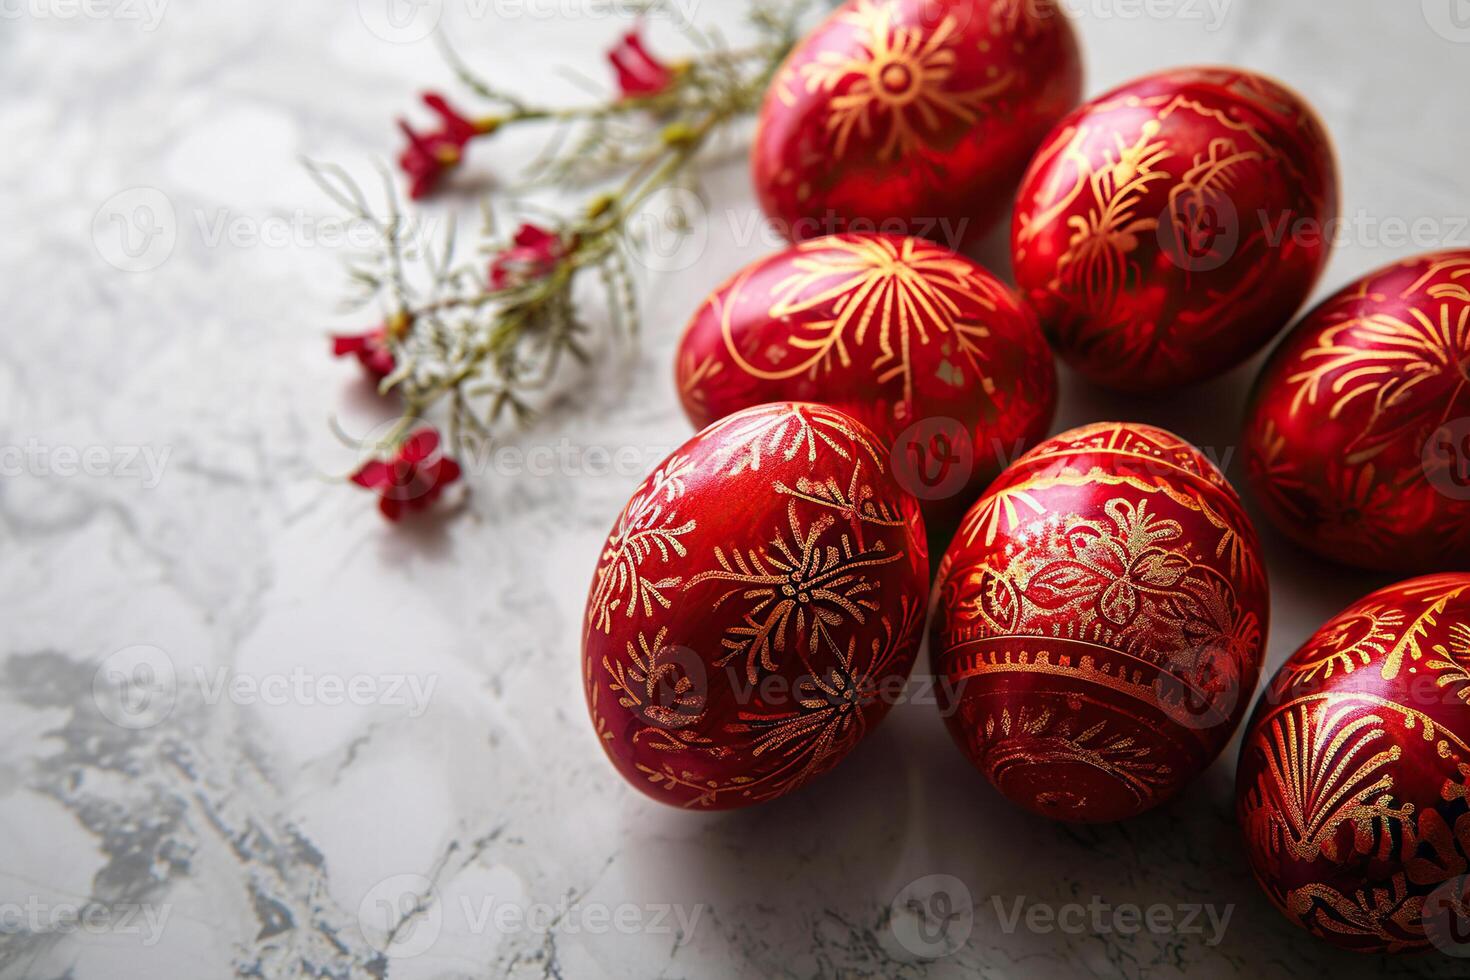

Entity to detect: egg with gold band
[929,422,1269,822]
[675,233,1057,523]
[752,0,1082,245]
[1236,574,1470,954]
[1011,66,1338,390]
[582,402,928,809]
[1243,250,1470,574]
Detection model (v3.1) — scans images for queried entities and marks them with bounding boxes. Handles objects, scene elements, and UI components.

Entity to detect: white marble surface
[2,1,1469,977]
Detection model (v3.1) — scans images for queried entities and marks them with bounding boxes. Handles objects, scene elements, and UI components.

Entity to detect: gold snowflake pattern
[729,598,920,795]
[684,500,900,684]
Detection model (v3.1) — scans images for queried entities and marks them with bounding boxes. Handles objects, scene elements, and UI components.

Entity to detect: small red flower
[397,92,493,200]
[332,327,396,381]
[488,224,565,290]
[608,28,675,98]
[350,428,463,521]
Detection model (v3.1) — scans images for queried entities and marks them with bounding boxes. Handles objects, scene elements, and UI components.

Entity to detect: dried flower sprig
[313,1,821,518]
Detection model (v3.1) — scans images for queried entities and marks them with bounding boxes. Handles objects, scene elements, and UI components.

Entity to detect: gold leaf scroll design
[1244,698,1412,865]
[1245,417,1308,519]
[606,627,715,753]
[1014,121,1172,312]
[676,347,723,414]
[587,454,697,636]
[1285,878,1427,953]
[1284,271,1470,464]
[634,596,922,808]
[1377,576,1470,682]
[1242,687,1470,951]
[797,0,1014,163]
[1276,604,1407,690]
[958,468,1261,589]
[1018,83,1295,251]
[1427,623,1470,707]
[1090,87,1290,170]
[1250,689,1470,813]
[1004,497,1193,630]
[941,644,1222,739]
[950,505,1258,705]
[684,499,901,685]
[719,236,1001,421]
[1161,136,1263,295]
[976,702,1174,807]
[702,403,884,477]
[1015,84,1294,308]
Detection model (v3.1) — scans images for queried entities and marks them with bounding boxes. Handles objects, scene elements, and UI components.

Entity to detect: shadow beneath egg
[613,687,1448,975]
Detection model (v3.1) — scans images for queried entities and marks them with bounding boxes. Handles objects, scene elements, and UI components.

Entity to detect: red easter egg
[930,422,1270,822]
[1012,66,1338,390]
[675,233,1057,516]
[582,403,929,809]
[1236,574,1470,954]
[1243,250,1470,573]
[752,0,1082,245]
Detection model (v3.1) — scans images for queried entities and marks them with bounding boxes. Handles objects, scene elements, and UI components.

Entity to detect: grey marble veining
[2,2,1468,977]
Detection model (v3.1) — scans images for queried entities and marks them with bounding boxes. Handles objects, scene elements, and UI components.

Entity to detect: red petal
[351,460,391,489]
[609,29,673,97]
[333,334,368,356]
[400,429,440,463]
[513,224,558,250]
[436,457,462,487]
[379,495,403,521]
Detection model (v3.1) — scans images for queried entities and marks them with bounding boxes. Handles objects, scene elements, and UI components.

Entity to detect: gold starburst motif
[729,599,919,796]
[799,0,1013,162]
[725,236,1000,419]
